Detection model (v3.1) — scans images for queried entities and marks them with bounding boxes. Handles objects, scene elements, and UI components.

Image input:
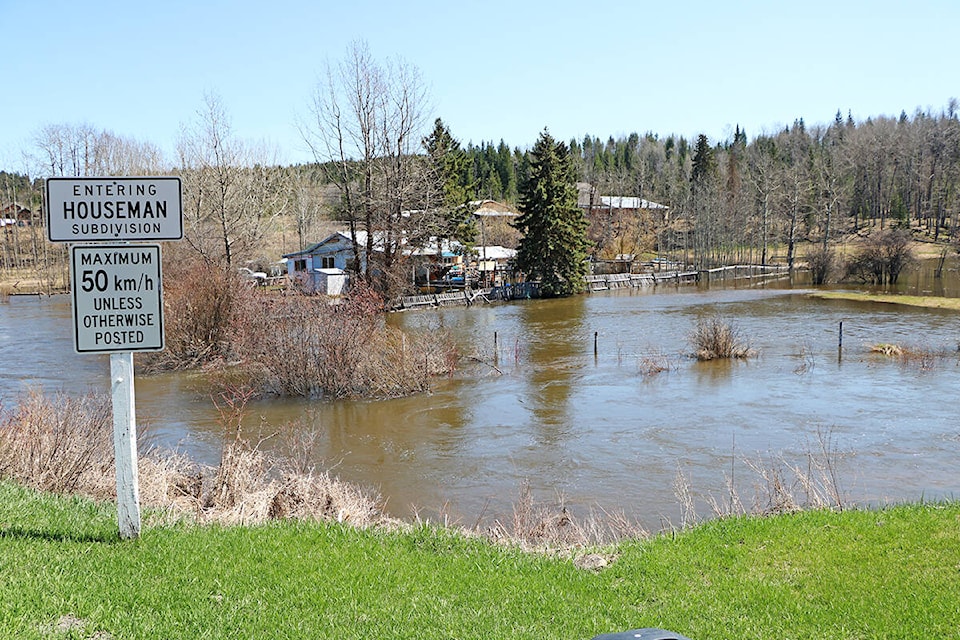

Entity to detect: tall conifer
[423,118,477,244]
[513,129,589,297]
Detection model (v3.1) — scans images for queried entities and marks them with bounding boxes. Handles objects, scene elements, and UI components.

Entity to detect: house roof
[284,230,401,259]
[471,200,519,217]
[407,237,464,258]
[575,183,668,210]
[475,245,516,261]
[0,203,32,220]
[599,196,668,210]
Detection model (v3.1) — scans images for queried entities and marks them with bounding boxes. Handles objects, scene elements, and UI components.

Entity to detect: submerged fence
[395,265,788,308]
[585,264,789,292]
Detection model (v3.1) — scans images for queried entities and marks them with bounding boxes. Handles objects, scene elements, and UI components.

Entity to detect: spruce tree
[513,129,589,297]
[691,133,716,184]
[423,118,477,244]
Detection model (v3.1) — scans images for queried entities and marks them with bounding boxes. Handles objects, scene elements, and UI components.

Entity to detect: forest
[463,104,960,272]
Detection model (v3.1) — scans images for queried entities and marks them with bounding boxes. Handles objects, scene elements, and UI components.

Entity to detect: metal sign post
[47,176,182,540]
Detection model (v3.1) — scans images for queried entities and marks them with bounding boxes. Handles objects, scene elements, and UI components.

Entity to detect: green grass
[2,482,959,639]
[808,290,960,311]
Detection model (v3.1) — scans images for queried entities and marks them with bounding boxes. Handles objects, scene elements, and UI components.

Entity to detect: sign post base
[111,352,141,539]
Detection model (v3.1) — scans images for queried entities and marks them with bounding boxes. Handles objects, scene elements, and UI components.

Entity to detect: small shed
[288,266,349,295]
[313,268,348,296]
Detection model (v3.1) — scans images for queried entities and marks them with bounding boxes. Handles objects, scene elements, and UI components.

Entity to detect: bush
[845,229,916,285]
[145,257,257,371]
[236,283,457,398]
[690,316,753,360]
[807,245,838,285]
[148,258,458,399]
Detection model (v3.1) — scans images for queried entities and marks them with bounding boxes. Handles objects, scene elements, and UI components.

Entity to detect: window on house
[294,259,307,272]
[320,256,335,269]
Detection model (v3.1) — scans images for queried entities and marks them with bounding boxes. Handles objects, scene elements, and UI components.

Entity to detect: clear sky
[2,0,957,173]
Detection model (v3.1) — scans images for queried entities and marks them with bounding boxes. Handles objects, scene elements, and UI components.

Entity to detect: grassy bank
[2,482,958,639]
[808,290,960,311]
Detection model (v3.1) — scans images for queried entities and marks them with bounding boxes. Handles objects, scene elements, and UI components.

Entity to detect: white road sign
[47,177,183,242]
[70,244,164,353]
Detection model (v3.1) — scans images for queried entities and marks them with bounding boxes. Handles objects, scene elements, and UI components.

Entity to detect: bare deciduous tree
[177,93,287,267]
[300,40,433,298]
[30,123,165,177]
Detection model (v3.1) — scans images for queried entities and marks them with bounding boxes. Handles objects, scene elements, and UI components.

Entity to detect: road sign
[70,244,164,353]
[47,176,183,242]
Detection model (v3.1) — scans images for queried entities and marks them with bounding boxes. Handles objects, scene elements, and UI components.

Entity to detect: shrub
[690,316,753,360]
[145,258,457,399]
[845,229,916,285]
[145,257,257,371]
[807,245,838,285]
[237,283,457,399]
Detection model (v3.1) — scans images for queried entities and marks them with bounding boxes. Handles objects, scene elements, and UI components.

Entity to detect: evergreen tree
[496,140,517,201]
[513,129,589,297]
[423,119,477,244]
[691,134,716,184]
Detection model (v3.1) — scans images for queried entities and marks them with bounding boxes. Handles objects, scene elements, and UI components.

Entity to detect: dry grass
[869,343,954,370]
[0,387,385,529]
[870,343,904,357]
[0,387,856,547]
[690,315,754,361]
[809,291,960,311]
[674,427,848,528]
[479,482,649,551]
[638,352,676,376]
[0,388,114,496]
[140,387,385,528]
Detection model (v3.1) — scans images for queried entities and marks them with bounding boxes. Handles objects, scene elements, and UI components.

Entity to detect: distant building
[576,183,669,216]
[282,231,369,294]
[0,203,34,229]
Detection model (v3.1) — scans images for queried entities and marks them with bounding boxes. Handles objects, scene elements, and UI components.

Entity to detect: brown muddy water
[2,261,959,531]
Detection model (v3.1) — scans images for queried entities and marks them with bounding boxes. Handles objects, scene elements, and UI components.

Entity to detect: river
[1,262,958,531]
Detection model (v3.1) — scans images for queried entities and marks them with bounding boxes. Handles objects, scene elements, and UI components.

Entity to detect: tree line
[462,104,960,274]
[2,39,958,297]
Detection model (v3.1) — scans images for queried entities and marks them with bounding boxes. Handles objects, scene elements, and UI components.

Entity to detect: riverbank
[808,290,960,310]
[1,481,957,639]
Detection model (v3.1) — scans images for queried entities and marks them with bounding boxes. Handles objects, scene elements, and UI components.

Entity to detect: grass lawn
[808,290,960,311]
[1,482,959,639]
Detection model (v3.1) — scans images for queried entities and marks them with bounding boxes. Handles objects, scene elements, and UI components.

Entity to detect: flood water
[1,261,959,531]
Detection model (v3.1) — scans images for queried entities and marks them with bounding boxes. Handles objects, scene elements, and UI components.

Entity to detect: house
[577,183,669,216]
[473,245,516,286]
[408,237,466,285]
[0,203,33,229]
[283,231,365,294]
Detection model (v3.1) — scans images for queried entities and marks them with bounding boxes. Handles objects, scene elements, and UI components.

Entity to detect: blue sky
[1,0,957,172]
